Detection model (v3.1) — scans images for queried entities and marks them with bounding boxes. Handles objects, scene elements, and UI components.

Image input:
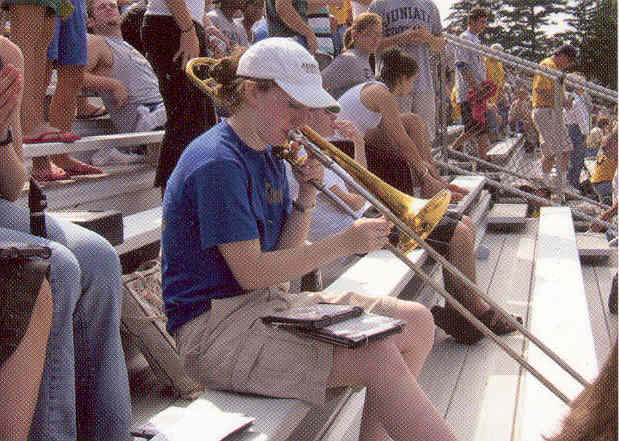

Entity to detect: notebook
[261,303,364,329]
[262,304,406,349]
[292,312,406,348]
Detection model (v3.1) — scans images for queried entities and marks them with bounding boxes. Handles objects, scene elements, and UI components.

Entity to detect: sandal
[31,167,71,182]
[24,130,81,144]
[63,161,103,177]
[76,105,108,120]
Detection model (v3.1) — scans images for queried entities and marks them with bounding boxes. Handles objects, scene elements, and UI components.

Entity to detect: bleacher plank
[513,207,599,441]
[23,130,164,158]
[17,163,156,211]
[486,204,528,231]
[576,232,612,262]
[115,205,162,256]
[487,136,522,162]
[448,175,486,215]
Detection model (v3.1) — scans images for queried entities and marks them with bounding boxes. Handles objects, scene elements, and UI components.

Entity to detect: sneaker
[135,103,166,132]
[91,148,145,166]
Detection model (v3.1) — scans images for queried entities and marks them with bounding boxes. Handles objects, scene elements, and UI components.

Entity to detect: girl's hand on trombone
[288,141,325,190]
[342,217,394,254]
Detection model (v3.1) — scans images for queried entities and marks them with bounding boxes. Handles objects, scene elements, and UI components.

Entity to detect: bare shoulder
[0,36,23,69]
[360,82,393,112]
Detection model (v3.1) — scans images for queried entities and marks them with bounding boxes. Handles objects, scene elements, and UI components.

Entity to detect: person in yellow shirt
[485,43,505,142]
[531,44,578,192]
[590,127,618,206]
[331,0,351,56]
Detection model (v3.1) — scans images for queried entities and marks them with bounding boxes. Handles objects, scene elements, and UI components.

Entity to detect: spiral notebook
[262,304,405,348]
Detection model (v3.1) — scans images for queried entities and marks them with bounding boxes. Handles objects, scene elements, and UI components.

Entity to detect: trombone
[185,57,591,405]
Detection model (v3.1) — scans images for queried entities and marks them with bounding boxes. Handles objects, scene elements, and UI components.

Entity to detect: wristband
[292,200,315,213]
[421,167,430,179]
[0,129,12,147]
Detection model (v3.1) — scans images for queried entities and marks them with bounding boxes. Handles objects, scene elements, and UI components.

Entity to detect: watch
[0,130,12,147]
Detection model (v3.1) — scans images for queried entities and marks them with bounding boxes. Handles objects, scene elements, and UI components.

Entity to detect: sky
[437,1,570,35]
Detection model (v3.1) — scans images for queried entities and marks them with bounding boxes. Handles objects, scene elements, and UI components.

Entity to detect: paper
[147,399,255,441]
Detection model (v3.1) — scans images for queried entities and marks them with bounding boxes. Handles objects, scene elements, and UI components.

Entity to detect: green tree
[496,0,567,61]
[558,0,617,89]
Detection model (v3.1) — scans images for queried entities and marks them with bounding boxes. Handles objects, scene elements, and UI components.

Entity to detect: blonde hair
[343,13,382,51]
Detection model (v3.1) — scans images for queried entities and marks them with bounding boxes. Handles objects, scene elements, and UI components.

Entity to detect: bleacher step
[486,204,528,232]
[576,232,612,264]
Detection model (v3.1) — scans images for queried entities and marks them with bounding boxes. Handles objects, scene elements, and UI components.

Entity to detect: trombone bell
[296,126,452,253]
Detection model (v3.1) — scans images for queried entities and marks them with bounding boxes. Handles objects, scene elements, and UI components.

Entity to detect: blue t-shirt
[162,121,292,333]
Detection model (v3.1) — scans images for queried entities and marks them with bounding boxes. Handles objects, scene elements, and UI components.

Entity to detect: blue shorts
[47,0,87,66]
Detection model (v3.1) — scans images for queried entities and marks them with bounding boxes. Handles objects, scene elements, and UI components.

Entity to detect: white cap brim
[277,81,341,113]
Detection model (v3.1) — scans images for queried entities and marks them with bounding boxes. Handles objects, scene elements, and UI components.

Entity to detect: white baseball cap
[237,37,340,113]
[490,43,504,52]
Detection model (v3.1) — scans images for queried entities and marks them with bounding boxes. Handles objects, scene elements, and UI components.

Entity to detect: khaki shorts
[175,287,407,405]
[532,107,572,156]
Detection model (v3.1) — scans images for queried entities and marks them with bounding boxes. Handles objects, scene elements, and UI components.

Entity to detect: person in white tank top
[338,48,468,200]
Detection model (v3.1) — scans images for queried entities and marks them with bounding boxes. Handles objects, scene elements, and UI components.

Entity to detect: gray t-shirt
[368,0,441,93]
[454,29,486,103]
[100,36,163,132]
[321,49,374,99]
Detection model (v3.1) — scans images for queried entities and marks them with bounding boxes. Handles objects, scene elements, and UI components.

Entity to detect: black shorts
[425,210,463,257]
[460,101,489,135]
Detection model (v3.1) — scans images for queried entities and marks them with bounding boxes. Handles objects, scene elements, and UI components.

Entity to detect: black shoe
[431,305,484,345]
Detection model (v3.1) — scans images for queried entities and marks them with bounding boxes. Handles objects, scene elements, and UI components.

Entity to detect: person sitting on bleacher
[204,0,249,56]
[337,48,522,344]
[84,0,166,166]
[0,37,54,441]
[162,37,461,441]
[337,48,465,200]
[0,36,131,441]
[284,109,368,287]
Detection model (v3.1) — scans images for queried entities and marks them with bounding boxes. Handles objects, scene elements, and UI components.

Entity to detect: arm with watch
[166,0,200,70]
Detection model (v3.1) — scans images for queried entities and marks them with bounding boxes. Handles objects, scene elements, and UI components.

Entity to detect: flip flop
[63,162,104,176]
[31,167,71,182]
[24,131,81,144]
[447,183,470,195]
[76,106,108,120]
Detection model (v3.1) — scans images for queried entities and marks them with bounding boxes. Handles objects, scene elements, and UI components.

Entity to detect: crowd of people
[1,0,617,440]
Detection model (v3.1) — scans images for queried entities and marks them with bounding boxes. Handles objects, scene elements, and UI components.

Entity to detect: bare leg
[49,65,91,169]
[401,112,433,164]
[327,337,458,441]
[442,217,488,317]
[0,278,53,441]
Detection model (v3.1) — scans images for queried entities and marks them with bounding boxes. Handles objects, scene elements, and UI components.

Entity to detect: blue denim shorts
[47,0,87,65]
